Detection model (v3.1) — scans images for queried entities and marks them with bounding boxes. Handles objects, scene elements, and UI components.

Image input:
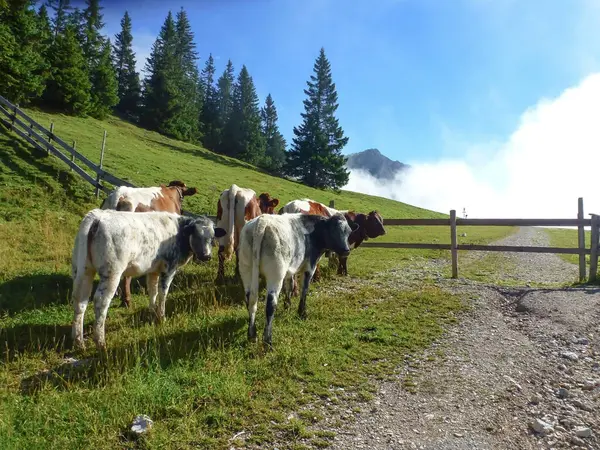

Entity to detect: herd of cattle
[70,180,386,350]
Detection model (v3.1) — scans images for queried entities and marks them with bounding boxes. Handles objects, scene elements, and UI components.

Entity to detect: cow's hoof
[119,300,130,308]
[298,310,307,320]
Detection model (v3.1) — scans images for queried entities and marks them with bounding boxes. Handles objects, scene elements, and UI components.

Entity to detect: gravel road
[303,227,600,449]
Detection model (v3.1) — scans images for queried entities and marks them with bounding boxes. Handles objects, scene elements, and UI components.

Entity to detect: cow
[100,180,198,308]
[279,198,386,277]
[215,184,279,281]
[338,210,386,275]
[71,209,226,351]
[237,213,359,346]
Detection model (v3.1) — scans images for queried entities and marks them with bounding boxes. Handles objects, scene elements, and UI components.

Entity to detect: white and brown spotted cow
[238,213,358,346]
[215,184,279,281]
[71,209,225,350]
[100,180,198,307]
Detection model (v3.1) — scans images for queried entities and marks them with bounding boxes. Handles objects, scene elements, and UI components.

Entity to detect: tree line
[0,0,349,189]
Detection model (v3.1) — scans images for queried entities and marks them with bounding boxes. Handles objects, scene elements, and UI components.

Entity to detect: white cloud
[345,72,600,219]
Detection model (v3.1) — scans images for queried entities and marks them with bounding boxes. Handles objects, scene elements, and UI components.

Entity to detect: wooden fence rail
[363,197,593,281]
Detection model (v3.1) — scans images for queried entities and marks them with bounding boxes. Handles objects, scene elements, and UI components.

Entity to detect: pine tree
[0,0,49,105]
[43,23,91,115]
[89,38,118,119]
[112,11,140,118]
[173,8,200,142]
[261,94,287,175]
[223,65,265,164]
[199,54,219,150]
[141,11,179,135]
[82,0,103,63]
[46,0,71,41]
[214,59,235,153]
[66,7,85,47]
[287,48,349,190]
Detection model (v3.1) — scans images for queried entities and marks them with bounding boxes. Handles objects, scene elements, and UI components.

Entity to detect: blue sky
[85,0,600,164]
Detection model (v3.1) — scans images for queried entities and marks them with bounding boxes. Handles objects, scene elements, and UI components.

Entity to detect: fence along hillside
[2,94,599,282]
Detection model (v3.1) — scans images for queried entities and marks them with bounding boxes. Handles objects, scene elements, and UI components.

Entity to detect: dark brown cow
[101,180,198,307]
[215,184,279,281]
[338,210,386,275]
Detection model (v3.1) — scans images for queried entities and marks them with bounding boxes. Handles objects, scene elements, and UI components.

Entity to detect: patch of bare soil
[300,227,600,449]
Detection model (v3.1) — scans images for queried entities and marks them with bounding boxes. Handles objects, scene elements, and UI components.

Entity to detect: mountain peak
[345,148,408,180]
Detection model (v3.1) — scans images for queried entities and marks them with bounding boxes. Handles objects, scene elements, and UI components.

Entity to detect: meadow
[0,111,518,448]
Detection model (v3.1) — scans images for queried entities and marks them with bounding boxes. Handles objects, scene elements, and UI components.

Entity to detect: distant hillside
[346,148,408,180]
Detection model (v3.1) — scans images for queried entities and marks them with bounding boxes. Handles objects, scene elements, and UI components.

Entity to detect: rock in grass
[131,415,153,434]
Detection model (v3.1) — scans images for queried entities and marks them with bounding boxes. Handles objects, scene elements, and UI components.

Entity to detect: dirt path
[306,227,600,449]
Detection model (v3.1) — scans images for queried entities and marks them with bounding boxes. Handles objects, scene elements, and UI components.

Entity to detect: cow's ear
[214,227,226,238]
[270,198,279,207]
[183,187,198,196]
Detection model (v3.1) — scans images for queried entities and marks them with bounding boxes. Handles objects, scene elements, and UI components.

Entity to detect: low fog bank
[345,73,600,219]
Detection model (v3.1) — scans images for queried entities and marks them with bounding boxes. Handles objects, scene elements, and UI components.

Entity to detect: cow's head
[320,214,359,257]
[168,180,198,198]
[258,193,280,214]
[365,211,386,239]
[183,217,226,262]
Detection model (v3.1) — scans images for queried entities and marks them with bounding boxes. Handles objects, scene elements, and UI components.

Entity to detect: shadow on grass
[0,273,73,316]
[19,314,247,395]
[1,323,73,361]
[0,125,93,205]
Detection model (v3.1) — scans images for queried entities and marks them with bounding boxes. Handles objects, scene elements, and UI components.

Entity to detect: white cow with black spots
[71,208,225,350]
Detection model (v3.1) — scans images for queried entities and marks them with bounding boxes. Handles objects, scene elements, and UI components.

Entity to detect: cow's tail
[250,217,267,299]
[71,212,100,280]
[224,184,238,259]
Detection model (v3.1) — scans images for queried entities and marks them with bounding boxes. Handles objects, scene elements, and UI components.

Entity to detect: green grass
[0,111,519,448]
[544,227,590,265]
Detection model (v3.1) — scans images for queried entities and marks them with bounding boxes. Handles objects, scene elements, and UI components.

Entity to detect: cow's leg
[119,276,132,308]
[311,263,321,282]
[298,266,316,320]
[156,271,176,323]
[247,288,258,342]
[216,246,226,282]
[283,273,294,309]
[292,273,299,297]
[338,256,348,276]
[92,274,121,351]
[234,248,241,281]
[263,270,285,347]
[146,272,159,314]
[71,270,95,350]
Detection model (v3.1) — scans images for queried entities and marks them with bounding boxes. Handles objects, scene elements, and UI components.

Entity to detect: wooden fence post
[450,209,458,278]
[47,122,54,155]
[589,214,599,282]
[329,200,335,209]
[71,140,76,171]
[95,130,107,199]
[577,197,586,281]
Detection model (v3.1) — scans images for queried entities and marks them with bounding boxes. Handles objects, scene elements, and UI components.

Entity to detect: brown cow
[100,180,198,307]
[338,210,386,275]
[215,184,279,281]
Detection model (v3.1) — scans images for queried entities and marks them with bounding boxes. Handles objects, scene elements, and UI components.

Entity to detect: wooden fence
[353,197,597,282]
[3,95,600,282]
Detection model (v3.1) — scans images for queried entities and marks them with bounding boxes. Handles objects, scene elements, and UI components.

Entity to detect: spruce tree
[173,8,200,142]
[82,0,103,62]
[112,11,140,118]
[141,11,179,135]
[214,59,235,153]
[43,23,91,115]
[223,65,265,164]
[46,0,71,41]
[261,94,287,175]
[0,0,49,105]
[287,48,349,189]
[89,38,118,119]
[199,54,219,150]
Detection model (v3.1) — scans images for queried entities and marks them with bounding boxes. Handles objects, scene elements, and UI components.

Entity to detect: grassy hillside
[0,111,517,449]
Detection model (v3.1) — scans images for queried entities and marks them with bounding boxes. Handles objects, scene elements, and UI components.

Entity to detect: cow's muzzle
[195,254,212,262]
